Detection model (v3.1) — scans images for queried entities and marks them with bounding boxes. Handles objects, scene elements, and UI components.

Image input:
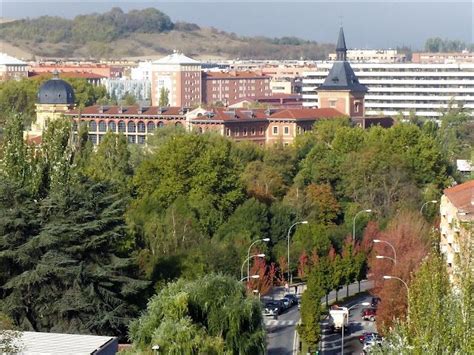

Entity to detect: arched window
[89,120,97,132]
[108,121,116,132]
[118,121,126,132]
[88,134,97,145]
[157,121,164,128]
[98,120,107,132]
[128,121,136,133]
[199,127,203,134]
[137,121,146,133]
[175,122,182,127]
[147,122,156,132]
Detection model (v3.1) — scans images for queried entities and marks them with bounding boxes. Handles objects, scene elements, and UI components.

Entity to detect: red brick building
[202,71,272,106]
[30,63,123,78]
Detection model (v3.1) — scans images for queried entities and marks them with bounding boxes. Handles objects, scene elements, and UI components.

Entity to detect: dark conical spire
[336,26,347,61]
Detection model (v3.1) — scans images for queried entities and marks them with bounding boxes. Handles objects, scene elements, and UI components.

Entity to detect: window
[88,134,97,145]
[98,120,106,132]
[128,121,136,133]
[273,126,278,135]
[297,126,301,134]
[259,127,264,135]
[108,121,116,132]
[147,122,156,132]
[251,128,256,135]
[137,121,146,133]
[243,128,248,136]
[329,99,337,108]
[284,126,289,135]
[354,102,361,113]
[118,121,126,133]
[137,135,146,145]
[157,121,164,128]
[175,122,182,127]
[128,135,136,144]
[226,128,230,136]
[72,121,78,132]
[235,128,240,136]
[89,121,97,132]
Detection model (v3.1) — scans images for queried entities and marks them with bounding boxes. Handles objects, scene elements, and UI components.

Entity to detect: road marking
[264,319,297,326]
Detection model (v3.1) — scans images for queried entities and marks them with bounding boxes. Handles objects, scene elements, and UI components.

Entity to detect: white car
[363,338,383,353]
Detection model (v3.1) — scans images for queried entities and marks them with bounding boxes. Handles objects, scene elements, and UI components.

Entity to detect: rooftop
[67,105,186,116]
[444,180,474,220]
[0,52,27,65]
[153,51,200,65]
[204,71,268,79]
[15,331,116,354]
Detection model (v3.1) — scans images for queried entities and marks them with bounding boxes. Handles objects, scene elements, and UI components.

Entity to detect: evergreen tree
[158,87,169,107]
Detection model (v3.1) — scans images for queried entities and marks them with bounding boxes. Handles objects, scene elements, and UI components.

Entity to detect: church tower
[30,70,75,137]
[317,27,368,118]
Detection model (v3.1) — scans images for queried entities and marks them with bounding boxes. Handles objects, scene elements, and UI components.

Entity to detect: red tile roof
[192,108,268,122]
[269,108,345,120]
[444,180,474,215]
[29,72,106,79]
[66,105,186,116]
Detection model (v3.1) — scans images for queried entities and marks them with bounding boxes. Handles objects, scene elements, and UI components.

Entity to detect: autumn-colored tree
[297,250,310,279]
[303,183,340,224]
[367,211,431,333]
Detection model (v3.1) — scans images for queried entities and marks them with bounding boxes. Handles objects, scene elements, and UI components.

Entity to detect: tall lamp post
[287,221,308,285]
[240,274,260,282]
[383,275,410,320]
[341,302,370,355]
[373,239,397,263]
[376,255,396,264]
[420,200,438,215]
[241,254,265,281]
[247,238,270,281]
[353,209,372,241]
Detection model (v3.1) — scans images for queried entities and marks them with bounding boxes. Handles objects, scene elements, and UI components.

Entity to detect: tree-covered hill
[0,7,334,60]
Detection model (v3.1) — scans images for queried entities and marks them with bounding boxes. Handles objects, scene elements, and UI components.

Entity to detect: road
[264,280,373,355]
[320,293,377,355]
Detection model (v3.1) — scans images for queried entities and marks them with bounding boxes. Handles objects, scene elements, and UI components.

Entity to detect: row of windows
[75,120,183,133]
[87,134,147,145]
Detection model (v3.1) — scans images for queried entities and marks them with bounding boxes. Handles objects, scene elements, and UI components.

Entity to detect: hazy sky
[1,1,473,49]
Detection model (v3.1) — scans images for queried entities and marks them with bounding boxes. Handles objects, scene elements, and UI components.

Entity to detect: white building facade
[302,63,474,118]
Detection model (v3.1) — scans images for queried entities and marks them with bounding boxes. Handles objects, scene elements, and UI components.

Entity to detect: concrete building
[302,62,474,118]
[439,180,474,283]
[150,51,202,107]
[130,61,152,81]
[202,71,272,105]
[329,49,406,63]
[270,78,301,94]
[412,51,474,64]
[104,79,151,104]
[0,53,28,81]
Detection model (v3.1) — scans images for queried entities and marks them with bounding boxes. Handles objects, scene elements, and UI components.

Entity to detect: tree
[0,179,148,337]
[303,183,340,224]
[128,274,265,354]
[297,263,324,350]
[341,236,356,297]
[159,87,170,107]
[121,92,137,106]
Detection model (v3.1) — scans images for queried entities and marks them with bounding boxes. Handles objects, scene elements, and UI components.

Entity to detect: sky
[1,1,473,49]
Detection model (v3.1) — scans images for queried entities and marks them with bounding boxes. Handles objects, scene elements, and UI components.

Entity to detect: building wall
[317,92,350,116]
[412,52,474,64]
[302,63,474,117]
[32,103,73,136]
[31,64,122,78]
[202,73,271,105]
[265,120,297,145]
[328,49,406,63]
[0,64,28,81]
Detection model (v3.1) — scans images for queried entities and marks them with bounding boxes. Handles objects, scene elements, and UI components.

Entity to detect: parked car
[279,298,291,310]
[363,337,382,353]
[359,332,379,343]
[361,308,377,321]
[283,294,298,307]
[371,297,381,308]
[263,301,283,318]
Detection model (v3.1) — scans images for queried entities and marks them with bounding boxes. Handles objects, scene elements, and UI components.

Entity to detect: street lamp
[240,274,260,282]
[247,238,270,280]
[341,302,371,355]
[383,275,410,319]
[420,200,438,214]
[353,209,372,241]
[287,221,308,285]
[376,255,396,264]
[241,254,265,281]
[373,239,397,264]
[152,345,160,354]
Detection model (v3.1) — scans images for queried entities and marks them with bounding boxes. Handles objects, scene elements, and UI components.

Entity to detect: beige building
[0,53,28,81]
[412,51,474,64]
[439,180,474,283]
[151,51,202,107]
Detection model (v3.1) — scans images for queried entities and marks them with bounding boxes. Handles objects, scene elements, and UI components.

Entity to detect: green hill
[0,7,334,60]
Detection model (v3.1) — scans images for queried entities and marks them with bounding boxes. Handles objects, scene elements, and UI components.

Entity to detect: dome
[37,73,75,105]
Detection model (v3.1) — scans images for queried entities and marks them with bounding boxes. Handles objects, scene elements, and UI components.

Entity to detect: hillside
[0,8,334,60]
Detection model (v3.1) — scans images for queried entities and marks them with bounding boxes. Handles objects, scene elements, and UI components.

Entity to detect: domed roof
[37,71,75,105]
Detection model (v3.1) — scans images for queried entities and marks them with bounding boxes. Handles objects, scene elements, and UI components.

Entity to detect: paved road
[320,293,377,355]
[264,280,373,355]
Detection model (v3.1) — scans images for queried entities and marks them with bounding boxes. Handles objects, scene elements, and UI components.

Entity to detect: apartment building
[302,62,474,117]
[31,62,123,78]
[412,52,474,64]
[0,53,28,81]
[151,51,202,107]
[328,49,406,63]
[202,71,271,105]
[439,180,474,284]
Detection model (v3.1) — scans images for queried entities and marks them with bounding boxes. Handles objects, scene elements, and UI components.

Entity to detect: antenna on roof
[52,69,59,79]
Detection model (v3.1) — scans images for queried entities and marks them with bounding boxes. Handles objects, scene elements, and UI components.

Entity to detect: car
[263,301,283,318]
[363,337,382,353]
[359,332,379,343]
[362,308,377,321]
[279,298,291,309]
[371,297,381,308]
[283,294,298,307]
